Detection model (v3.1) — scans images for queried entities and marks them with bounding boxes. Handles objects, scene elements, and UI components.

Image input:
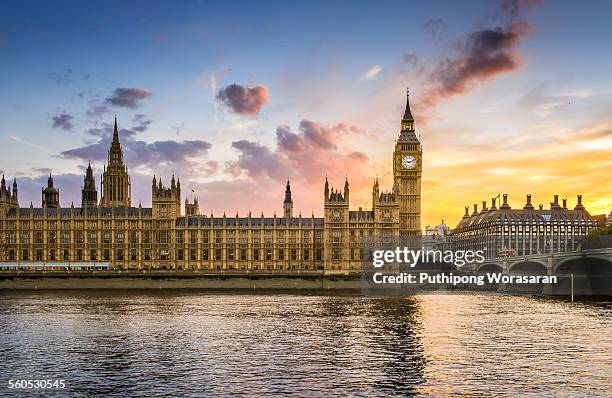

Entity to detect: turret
[324,176,329,201]
[12,178,17,202]
[283,179,293,218]
[42,173,59,208]
[81,161,98,208]
[343,177,350,203]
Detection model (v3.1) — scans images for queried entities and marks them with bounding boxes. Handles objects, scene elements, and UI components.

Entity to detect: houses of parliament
[0,93,422,271]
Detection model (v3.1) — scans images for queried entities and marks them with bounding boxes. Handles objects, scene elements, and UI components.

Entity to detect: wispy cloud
[8,135,52,152]
[361,65,383,81]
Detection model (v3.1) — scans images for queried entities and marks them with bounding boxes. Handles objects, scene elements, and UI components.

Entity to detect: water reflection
[0,291,610,397]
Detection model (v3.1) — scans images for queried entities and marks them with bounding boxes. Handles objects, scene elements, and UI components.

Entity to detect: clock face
[402,155,416,169]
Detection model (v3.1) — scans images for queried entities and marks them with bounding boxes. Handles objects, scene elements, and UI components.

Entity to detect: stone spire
[284,179,294,218]
[113,115,119,144]
[402,87,414,123]
[398,87,418,142]
[284,180,292,204]
[81,161,98,208]
[101,116,131,207]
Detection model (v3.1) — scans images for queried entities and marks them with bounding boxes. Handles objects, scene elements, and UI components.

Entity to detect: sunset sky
[1,0,610,228]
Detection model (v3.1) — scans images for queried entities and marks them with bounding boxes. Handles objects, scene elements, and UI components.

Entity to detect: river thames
[0,291,610,397]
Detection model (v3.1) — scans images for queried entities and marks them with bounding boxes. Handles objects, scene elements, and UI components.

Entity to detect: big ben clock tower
[393,89,422,236]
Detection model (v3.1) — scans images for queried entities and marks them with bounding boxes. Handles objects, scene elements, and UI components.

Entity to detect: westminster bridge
[461,246,612,295]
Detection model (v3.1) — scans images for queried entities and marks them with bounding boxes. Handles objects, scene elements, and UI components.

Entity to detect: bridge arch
[508,260,548,275]
[553,255,612,296]
[477,263,503,274]
[554,255,612,274]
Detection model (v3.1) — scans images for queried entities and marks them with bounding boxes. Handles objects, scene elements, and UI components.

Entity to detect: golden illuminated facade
[393,90,422,236]
[0,94,419,272]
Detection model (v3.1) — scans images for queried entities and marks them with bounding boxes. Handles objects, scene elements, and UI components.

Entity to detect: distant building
[450,194,598,258]
[423,220,449,250]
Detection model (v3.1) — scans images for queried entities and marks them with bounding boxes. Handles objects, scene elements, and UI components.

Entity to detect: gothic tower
[393,89,422,236]
[283,180,293,218]
[81,162,98,208]
[101,116,131,207]
[42,173,59,208]
[152,174,181,219]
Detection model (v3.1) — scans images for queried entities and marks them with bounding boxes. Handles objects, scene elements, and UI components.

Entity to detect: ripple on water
[0,291,610,397]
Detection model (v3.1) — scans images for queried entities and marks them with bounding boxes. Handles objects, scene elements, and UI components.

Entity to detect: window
[90,250,97,261]
[265,249,272,261]
[215,249,222,261]
[253,249,260,261]
[332,248,341,260]
[240,249,247,261]
[291,249,297,261]
[144,249,151,261]
[130,231,138,244]
[103,249,110,261]
[36,250,43,261]
[22,250,29,261]
[116,232,124,244]
[227,249,234,261]
[90,232,97,244]
[202,249,209,261]
[332,230,341,243]
[49,249,56,261]
[190,249,197,261]
[177,249,184,261]
[76,249,83,261]
[315,248,322,261]
[130,249,137,261]
[303,249,310,261]
[278,249,285,261]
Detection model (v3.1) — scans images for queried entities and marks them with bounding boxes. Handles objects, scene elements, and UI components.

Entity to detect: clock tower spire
[393,88,422,236]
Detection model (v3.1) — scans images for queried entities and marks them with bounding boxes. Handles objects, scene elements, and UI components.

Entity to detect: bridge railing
[579,235,612,250]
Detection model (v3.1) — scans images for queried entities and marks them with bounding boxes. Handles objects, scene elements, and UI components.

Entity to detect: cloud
[422,22,535,108]
[8,135,51,152]
[420,0,541,109]
[48,69,72,85]
[51,113,74,131]
[59,118,212,171]
[131,114,153,132]
[277,119,359,152]
[228,119,366,184]
[500,0,543,18]
[104,88,153,109]
[403,53,418,66]
[424,19,448,38]
[520,86,607,117]
[86,104,110,117]
[361,65,383,81]
[217,83,269,115]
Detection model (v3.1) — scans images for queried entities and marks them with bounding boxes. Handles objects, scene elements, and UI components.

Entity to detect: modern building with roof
[0,93,424,272]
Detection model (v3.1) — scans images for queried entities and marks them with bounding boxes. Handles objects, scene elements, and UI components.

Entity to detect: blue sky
[1,0,611,225]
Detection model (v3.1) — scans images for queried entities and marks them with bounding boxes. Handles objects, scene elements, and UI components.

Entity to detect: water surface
[0,291,610,397]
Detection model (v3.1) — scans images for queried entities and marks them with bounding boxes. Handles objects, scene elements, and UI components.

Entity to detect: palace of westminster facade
[0,93,423,271]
